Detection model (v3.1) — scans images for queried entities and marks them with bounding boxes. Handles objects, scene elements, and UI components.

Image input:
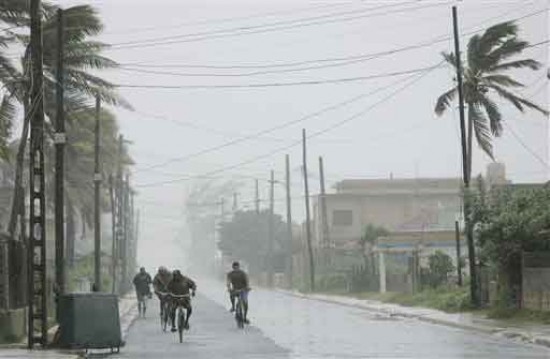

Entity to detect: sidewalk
[0,294,139,358]
[285,291,550,348]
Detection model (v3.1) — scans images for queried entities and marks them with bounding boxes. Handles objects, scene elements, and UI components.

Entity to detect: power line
[116,6,547,70]
[116,63,441,89]
[134,74,417,174]
[134,63,441,188]
[107,1,451,50]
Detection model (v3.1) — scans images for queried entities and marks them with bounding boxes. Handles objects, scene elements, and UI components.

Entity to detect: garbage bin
[58,293,122,351]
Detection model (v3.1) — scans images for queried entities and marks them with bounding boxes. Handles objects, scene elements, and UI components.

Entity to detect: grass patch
[340,286,472,313]
[486,307,550,325]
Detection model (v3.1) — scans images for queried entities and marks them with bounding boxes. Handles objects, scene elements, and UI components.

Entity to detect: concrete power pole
[452,5,479,306]
[285,154,293,288]
[302,129,315,292]
[93,95,102,291]
[115,135,124,293]
[28,0,48,347]
[54,8,65,297]
[268,170,275,287]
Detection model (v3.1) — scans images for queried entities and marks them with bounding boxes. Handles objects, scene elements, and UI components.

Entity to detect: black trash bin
[58,293,122,351]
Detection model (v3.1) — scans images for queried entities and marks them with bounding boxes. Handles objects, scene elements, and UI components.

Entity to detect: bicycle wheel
[177,307,185,343]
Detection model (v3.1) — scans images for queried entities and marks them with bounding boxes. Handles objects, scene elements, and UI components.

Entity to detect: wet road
[113,293,288,359]
[118,282,550,358]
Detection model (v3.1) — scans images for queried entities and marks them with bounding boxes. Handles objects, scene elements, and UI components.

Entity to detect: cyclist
[227,261,250,324]
[132,267,152,314]
[167,269,196,332]
[153,266,172,315]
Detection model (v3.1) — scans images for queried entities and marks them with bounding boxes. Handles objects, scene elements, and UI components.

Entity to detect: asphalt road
[116,283,550,358]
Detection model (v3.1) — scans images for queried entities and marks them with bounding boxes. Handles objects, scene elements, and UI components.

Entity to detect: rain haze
[1,0,549,358]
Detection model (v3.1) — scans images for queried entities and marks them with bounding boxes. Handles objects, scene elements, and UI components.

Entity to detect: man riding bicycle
[153,266,172,316]
[227,261,250,324]
[167,270,197,332]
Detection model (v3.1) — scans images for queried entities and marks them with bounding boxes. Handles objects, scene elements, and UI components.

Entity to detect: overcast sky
[55,0,549,270]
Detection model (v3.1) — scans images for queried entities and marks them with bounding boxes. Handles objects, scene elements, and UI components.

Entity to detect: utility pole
[302,129,315,292]
[28,0,47,347]
[109,175,117,294]
[122,174,130,293]
[93,95,102,291]
[285,154,293,288]
[455,220,463,286]
[452,5,478,306]
[268,170,275,287]
[54,8,65,297]
[115,135,124,294]
[255,179,260,214]
[319,156,330,267]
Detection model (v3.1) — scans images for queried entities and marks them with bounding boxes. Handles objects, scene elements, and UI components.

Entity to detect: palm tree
[7,4,129,238]
[435,21,548,173]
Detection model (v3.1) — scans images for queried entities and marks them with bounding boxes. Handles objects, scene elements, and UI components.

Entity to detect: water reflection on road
[201,281,550,359]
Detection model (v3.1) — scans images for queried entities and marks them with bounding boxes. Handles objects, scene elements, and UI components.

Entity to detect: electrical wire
[134,63,442,188]
[116,63,441,89]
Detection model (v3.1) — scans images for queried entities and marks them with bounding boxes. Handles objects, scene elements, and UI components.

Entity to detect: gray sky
[56,0,549,270]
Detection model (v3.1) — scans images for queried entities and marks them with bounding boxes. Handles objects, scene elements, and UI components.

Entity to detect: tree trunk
[8,98,30,239]
[66,199,76,268]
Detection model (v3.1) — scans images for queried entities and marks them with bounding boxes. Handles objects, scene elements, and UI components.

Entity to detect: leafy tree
[474,186,550,305]
[217,210,288,275]
[427,251,454,288]
[435,21,548,170]
[359,224,389,274]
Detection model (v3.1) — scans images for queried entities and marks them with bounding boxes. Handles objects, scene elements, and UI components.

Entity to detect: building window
[332,210,353,226]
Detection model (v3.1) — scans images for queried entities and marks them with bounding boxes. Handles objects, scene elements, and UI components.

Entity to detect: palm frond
[490,59,541,72]
[478,21,518,56]
[488,85,549,115]
[469,103,494,159]
[467,34,482,71]
[478,95,502,136]
[435,87,457,115]
[441,52,457,69]
[481,74,524,88]
[486,38,529,67]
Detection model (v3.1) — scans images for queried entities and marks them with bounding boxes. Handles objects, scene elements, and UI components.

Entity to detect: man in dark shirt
[226,261,250,323]
[167,270,196,332]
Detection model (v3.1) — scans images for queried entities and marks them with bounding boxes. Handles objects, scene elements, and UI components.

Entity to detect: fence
[522,252,550,311]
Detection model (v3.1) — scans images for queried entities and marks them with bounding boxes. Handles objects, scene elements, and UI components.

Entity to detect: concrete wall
[0,308,26,343]
[523,268,550,311]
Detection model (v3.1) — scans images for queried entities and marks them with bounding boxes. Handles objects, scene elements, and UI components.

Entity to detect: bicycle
[156,291,170,332]
[171,294,191,343]
[233,289,247,329]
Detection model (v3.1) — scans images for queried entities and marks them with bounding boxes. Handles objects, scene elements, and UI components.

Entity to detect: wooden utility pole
[93,95,102,291]
[115,135,124,293]
[122,174,130,293]
[285,154,293,287]
[302,129,315,292]
[268,170,275,287]
[255,179,260,214]
[455,220,463,286]
[54,8,65,297]
[28,0,47,347]
[109,175,117,294]
[452,5,479,306]
[319,157,330,247]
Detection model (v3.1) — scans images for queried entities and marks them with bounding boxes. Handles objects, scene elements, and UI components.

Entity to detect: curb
[278,290,550,349]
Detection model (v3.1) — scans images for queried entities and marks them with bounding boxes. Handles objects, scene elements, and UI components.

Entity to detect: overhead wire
[134,62,443,188]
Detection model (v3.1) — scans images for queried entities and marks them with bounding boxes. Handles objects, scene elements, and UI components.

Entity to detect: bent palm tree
[7,4,129,238]
[435,21,548,172]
